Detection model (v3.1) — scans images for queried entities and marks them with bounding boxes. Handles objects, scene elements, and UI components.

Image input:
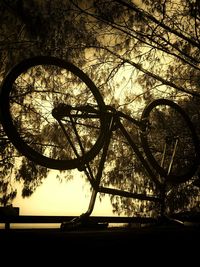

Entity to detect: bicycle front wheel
[140,99,200,184]
[0,56,106,170]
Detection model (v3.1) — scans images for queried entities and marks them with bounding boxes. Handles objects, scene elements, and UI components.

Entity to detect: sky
[0,170,116,229]
[12,170,115,217]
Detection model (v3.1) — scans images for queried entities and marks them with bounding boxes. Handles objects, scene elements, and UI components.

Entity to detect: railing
[0,206,159,229]
[1,206,200,230]
[0,214,159,230]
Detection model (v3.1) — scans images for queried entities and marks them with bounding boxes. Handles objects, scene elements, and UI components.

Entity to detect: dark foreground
[1,222,200,264]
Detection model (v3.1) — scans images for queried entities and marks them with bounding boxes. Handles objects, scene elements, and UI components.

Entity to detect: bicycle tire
[140,98,200,184]
[0,56,107,170]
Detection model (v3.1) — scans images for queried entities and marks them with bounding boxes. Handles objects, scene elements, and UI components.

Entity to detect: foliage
[0,0,200,216]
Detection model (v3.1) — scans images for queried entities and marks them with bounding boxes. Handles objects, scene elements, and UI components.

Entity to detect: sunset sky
[12,170,115,217]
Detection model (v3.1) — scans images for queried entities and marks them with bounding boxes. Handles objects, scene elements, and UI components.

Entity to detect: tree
[0,0,200,217]
[68,0,200,216]
[0,0,89,205]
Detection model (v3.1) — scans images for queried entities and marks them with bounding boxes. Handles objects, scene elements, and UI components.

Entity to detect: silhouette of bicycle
[0,56,199,229]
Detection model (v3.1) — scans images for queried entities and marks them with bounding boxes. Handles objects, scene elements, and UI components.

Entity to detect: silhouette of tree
[0,0,200,216]
[0,0,88,204]
[68,0,200,216]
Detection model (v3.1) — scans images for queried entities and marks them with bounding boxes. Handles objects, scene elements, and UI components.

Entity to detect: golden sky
[12,171,115,217]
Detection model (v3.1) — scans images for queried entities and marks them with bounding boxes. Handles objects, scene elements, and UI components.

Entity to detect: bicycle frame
[54,104,165,219]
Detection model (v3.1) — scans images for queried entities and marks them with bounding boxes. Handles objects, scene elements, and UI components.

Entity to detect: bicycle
[0,56,199,229]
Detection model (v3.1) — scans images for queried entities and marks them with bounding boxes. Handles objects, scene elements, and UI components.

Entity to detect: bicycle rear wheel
[0,56,106,170]
[140,99,200,184]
